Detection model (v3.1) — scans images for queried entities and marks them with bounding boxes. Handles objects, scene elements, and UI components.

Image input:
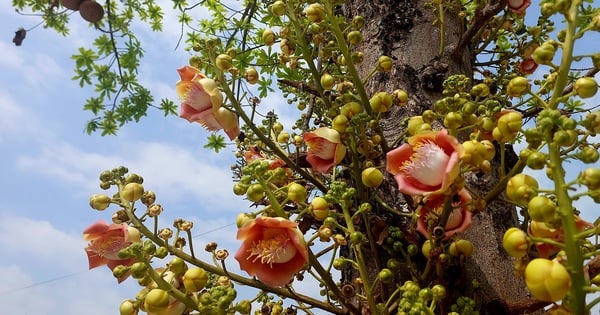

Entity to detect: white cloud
[0,212,136,315]
[15,138,245,212]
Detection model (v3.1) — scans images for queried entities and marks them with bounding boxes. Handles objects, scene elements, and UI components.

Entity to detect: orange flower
[234,217,308,287]
[176,65,240,140]
[303,127,346,173]
[83,220,141,282]
[528,217,592,258]
[386,129,463,196]
[416,188,473,239]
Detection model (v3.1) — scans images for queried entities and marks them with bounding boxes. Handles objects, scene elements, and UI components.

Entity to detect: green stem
[548,141,585,314]
[340,201,378,312]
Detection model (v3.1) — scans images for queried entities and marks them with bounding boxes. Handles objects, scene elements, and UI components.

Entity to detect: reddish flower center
[88,235,129,260]
[429,203,463,230]
[246,231,297,266]
[402,141,449,186]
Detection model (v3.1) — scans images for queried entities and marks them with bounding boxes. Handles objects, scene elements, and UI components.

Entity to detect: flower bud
[526,151,547,170]
[262,29,276,46]
[119,299,138,315]
[320,72,335,90]
[246,184,265,202]
[287,182,307,203]
[168,257,188,275]
[502,227,529,258]
[270,0,285,16]
[236,300,252,315]
[305,3,325,22]
[340,102,363,118]
[471,83,490,97]
[407,116,429,135]
[579,168,600,190]
[378,268,394,283]
[377,55,393,72]
[532,44,556,65]
[183,267,209,292]
[449,239,474,257]
[244,67,259,84]
[332,114,349,133]
[528,195,557,223]
[369,92,393,113]
[506,174,538,205]
[121,183,144,202]
[361,167,384,188]
[310,197,329,221]
[215,54,233,71]
[443,112,463,129]
[90,194,111,211]
[574,77,598,99]
[576,146,600,164]
[421,240,432,259]
[277,131,290,144]
[507,76,530,97]
[143,289,170,314]
[525,258,571,302]
[347,30,362,45]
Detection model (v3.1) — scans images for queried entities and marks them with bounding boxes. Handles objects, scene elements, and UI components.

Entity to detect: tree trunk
[341,0,535,313]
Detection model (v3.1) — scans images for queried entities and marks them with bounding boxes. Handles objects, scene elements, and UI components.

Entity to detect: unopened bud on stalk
[183,267,209,292]
[90,194,111,210]
[143,289,170,314]
[305,3,325,22]
[121,183,144,202]
[310,197,329,221]
[262,29,276,46]
[502,227,529,258]
[215,54,233,71]
[506,174,538,205]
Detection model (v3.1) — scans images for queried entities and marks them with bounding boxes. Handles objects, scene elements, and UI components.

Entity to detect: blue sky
[1,1,600,315]
[0,2,259,313]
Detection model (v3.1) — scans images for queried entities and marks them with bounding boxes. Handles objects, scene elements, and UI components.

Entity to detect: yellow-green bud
[579,168,600,190]
[244,67,259,84]
[287,182,307,203]
[310,197,329,221]
[305,3,325,22]
[528,195,557,223]
[270,0,285,16]
[471,83,490,97]
[361,167,384,188]
[90,194,111,211]
[277,132,290,144]
[449,239,474,257]
[121,183,144,202]
[332,114,349,133]
[119,300,138,315]
[532,44,556,65]
[392,89,408,105]
[506,174,538,205]
[262,29,276,46]
[369,92,393,113]
[215,54,233,71]
[502,227,528,258]
[525,258,571,302]
[183,267,209,292]
[340,102,363,118]
[378,55,393,72]
[246,184,265,202]
[320,72,335,90]
[443,112,463,129]
[507,77,530,97]
[574,77,598,99]
[143,289,170,314]
[347,31,362,45]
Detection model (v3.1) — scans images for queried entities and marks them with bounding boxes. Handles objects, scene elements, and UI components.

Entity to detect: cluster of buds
[395,281,447,315]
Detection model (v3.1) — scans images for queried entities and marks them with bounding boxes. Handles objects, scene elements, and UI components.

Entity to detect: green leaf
[203,134,227,153]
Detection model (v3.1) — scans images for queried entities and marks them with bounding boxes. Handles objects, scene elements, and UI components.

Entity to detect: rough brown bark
[340,0,536,313]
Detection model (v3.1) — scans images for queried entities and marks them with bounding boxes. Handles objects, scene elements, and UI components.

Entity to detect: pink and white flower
[386,129,463,196]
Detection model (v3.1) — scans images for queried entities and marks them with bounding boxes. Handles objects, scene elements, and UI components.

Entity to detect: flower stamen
[246,233,297,267]
[401,141,449,187]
